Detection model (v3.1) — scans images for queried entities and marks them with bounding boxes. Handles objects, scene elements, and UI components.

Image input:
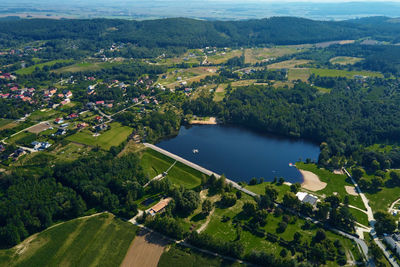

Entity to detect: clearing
[121,228,170,267]
[329,56,363,65]
[67,122,133,150]
[267,59,311,69]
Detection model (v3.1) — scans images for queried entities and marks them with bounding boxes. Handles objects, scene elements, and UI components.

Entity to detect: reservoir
[156,125,320,183]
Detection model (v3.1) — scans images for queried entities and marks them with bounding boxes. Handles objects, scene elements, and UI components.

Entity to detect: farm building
[147,198,172,216]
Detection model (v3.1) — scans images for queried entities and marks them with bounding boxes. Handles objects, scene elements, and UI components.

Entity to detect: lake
[156,125,320,183]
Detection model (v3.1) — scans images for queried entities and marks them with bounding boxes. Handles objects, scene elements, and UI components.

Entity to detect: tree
[290,183,301,193]
[351,167,364,181]
[220,193,237,207]
[265,185,278,202]
[249,178,258,185]
[374,211,397,235]
[243,202,256,217]
[314,229,326,243]
[282,192,300,210]
[277,221,287,233]
[202,199,213,215]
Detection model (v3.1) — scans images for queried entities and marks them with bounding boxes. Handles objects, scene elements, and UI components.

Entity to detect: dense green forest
[0,16,400,50]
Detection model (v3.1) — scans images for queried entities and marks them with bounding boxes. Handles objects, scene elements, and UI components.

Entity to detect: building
[31,141,52,151]
[296,192,318,206]
[384,234,400,256]
[147,198,172,216]
[54,118,64,124]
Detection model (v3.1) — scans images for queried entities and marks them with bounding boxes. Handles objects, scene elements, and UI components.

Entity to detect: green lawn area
[296,163,365,210]
[0,212,137,267]
[53,61,119,73]
[348,207,369,226]
[6,131,36,145]
[158,244,241,267]
[67,122,132,150]
[0,119,12,128]
[245,182,290,202]
[329,56,363,65]
[50,142,92,162]
[139,149,204,189]
[29,109,62,121]
[365,186,400,212]
[204,193,361,262]
[15,59,74,75]
[310,68,383,79]
[288,68,310,81]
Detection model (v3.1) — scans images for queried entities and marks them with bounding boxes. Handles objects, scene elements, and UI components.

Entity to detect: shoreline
[189,117,217,125]
[298,168,327,191]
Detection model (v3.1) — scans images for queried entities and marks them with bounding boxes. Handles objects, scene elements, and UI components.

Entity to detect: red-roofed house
[54,118,64,124]
[95,100,105,105]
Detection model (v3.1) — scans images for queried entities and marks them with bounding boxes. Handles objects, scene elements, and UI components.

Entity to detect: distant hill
[0,16,399,48]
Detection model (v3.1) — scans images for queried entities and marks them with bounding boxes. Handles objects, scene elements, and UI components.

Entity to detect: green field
[348,207,369,226]
[366,186,400,212]
[0,212,137,267]
[310,68,383,79]
[296,163,365,210]
[16,59,74,75]
[140,149,204,189]
[53,61,118,73]
[288,68,310,81]
[67,122,132,150]
[158,244,241,267]
[245,182,290,202]
[203,193,361,261]
[29,109,62,121]
[0,119,14,130]
[329,56,363,65]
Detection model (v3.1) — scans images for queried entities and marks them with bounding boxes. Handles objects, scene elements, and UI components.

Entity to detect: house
[60,123,69,128]
[384,234,400,256]
[95,124,108,131]
[67,113,78,119]
[77,123,88,129]
[133,98,139,103]
[95,100,105,105]
[64,91,73,98]
[55,129,67,135]
[54,118,64,124]
[296,192,318,206]
[147,198,172,216]
[95,116,103,123]
[31,141,52,151]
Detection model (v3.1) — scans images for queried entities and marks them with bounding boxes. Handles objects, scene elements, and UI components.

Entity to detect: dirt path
[120,228,171,267]
[196,209,214,233]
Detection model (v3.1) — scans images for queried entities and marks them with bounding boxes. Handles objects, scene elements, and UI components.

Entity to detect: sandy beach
[189,117,217,125]
[299,169,327,191]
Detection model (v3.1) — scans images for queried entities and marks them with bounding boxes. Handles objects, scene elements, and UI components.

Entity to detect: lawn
[244,46,305,64]
[310,68,383,79]
[29,109,61,121]
[51,142,92,162]
[53,61,117,73]
[0,119,15,130]
[0,212,137,267]
[204,193,361,262]
[348,207,369,226]
[67,122,132,150]
[244,182,290,202]
[296,163,365,210]
[140,149,204,189]
[267,59,311,69]
[365,186,400,212]
[15,59,74,75]
[158,244,241,267]
[329,56,363,65]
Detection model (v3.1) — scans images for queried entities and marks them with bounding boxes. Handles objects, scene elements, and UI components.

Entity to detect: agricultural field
[50,142,92,162]
[0,119,15,130]
[244,46,307,64]
[296,163,365,210]
[207,50,243,65]
[213,84,228,102]
[309,68,383,79]
[53,61,119,73]
[267,59,311,69]
[0,212,137,267]
[158,244,241,267]
[329,56,363,65]
[288,68,310,81]
[15,59,74,75]
[66,122,132,150]
[139,149,204,189]
[157,67,218,89]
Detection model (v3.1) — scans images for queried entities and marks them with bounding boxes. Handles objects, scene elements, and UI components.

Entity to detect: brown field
[267,59,311,69]
[231,79,258,87]
[27,123,51,134]
[121,228,171,267]
[0,122,18,131]
[207,50,242,65]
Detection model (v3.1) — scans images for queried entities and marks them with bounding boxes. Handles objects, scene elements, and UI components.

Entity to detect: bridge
[143,143,256,197]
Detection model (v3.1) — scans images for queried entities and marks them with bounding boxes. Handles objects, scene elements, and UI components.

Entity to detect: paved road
[343,168,399,267]
[143,143,256,197]
[389,198,400,214]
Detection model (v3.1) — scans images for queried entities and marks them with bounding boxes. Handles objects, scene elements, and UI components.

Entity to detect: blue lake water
[156,125,320,183]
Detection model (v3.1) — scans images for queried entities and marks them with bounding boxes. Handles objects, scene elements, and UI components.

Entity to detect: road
[143,143,256,197]
[344,168,399,267]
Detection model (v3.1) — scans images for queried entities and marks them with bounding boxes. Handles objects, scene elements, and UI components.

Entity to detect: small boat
[288,162,294,167]
[192,149,199,154]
